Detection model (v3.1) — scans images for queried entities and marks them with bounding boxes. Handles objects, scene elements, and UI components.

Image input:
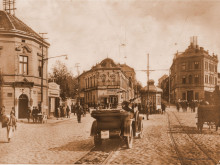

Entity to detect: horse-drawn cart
[196,105,220,132]
[90,109,143,149]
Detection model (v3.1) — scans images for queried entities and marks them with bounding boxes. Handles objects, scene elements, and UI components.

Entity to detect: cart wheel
[125,128,133,149]
[94,132,102,147]
[138,121,144,139]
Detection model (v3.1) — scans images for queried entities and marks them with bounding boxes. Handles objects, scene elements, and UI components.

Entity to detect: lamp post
[40,54,68,113]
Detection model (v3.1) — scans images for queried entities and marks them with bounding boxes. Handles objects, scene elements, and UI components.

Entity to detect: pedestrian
[27,106,32,123]
[60,106,64,120]
[57,106,61,120]
[10,107,17,130]
[66,105,70,118]
[71,103,74,113]
[161,102,166,114]
[76,102,82,123]
[176,102,179,112]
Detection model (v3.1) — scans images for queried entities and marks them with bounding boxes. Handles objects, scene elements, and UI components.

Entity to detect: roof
[0,10,48,45]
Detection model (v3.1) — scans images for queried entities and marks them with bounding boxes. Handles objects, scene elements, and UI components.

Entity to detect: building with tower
[0,1,50,118]
[170,36,218,103]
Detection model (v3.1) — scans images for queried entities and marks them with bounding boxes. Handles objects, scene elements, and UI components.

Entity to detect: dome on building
[141,79,163,93]
[0,10,41,39]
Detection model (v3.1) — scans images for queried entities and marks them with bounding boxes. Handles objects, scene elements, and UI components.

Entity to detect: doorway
[18,94,29,118]
[187,90,193,102]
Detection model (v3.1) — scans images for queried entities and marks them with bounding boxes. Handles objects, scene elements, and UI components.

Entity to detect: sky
[1,0,220,86]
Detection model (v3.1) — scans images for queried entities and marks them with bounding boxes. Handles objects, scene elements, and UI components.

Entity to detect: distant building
[158,74,168,88]
[170,36,218,103]
[48,82,60,117]
[0,10,50,118]
[140,80,162,113]
[78,58,135,108]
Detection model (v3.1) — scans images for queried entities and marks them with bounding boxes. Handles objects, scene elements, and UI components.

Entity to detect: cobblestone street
[0,114,94,164]
[0,108,220,164]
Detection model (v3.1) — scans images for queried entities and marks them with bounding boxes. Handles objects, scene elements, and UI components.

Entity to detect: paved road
[0,108,219,164]
[0,114,94,164]
[107,107,220,164]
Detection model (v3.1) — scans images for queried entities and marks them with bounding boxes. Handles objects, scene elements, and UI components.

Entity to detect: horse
[0,114,17,142]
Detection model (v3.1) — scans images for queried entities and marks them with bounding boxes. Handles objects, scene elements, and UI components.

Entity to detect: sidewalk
[17,113,89,124]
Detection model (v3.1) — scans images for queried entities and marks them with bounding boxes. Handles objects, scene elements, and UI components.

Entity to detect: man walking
[76,102,82,123]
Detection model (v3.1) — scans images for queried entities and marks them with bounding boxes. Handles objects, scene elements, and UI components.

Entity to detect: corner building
[78,58,135,108]
[0,10,50,118]
[170,37,218,102]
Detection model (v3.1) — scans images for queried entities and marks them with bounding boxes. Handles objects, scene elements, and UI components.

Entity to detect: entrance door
[18,94,29,118]
[187,91,193,102]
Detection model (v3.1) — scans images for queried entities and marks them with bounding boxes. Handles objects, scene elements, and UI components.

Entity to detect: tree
[48,60,78,100]
[134,81,143,98]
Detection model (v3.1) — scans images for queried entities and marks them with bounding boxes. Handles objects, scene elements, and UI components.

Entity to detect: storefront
[48,82,60,117]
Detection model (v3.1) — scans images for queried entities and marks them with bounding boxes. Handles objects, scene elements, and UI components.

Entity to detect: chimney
[190,36,198,48]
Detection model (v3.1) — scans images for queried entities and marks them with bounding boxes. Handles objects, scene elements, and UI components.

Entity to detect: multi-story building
[0,10,50,118]
[158,74,168,88]
[78,58,135,108]
[170,36,218,103]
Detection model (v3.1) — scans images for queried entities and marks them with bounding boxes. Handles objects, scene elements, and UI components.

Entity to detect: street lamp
[40,54,68,113]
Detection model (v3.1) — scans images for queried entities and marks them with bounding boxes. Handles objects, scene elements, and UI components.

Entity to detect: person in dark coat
[76,103,83,123]
[161,102,166,114]
[66,106,70,118]
[27,107,32,123]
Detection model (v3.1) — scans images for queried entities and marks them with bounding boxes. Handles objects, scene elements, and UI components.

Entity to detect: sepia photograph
[0,0,220,164]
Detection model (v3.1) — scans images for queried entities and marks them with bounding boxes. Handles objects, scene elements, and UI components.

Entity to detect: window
[194,75,199,84]
[182,76,186,84]
[205,61,208,70]
[209,75,212,84]
[205,75,208,84]
[38,60,42,77]
[22,39,25,43]
[194,62,199,69]
[189,75,192,84]
[181,63,186,70]
[19,56,28,75]
[182,93,186,100]
[188,62,192,70]
[215,65,217,72]
[195,92,199,100]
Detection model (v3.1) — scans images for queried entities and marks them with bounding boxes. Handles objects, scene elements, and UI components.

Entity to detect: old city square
[0,0,220,164]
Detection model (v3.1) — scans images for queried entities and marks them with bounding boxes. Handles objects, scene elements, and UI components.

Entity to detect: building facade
[140,80,162,113]
[0,10,50,118]
[78,58,135,108]
[48,82,60,117]
[170,37,218,103]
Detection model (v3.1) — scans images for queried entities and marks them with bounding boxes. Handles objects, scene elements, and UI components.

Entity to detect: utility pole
[75,63,80,103]
[147,54,150,119]
[39,32,48,112]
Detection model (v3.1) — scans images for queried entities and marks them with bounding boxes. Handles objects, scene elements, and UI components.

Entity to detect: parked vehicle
[196,105,220,132]
[90,109,143,149]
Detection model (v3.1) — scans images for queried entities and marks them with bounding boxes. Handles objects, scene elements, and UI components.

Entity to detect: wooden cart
[196,105,220,132]
[90,109,143,149]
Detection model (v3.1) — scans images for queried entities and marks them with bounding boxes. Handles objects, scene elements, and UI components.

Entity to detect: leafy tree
[48,60,78,100]
[134,81,143,97]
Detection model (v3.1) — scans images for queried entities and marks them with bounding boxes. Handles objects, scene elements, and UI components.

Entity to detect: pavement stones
[0,114,94,164]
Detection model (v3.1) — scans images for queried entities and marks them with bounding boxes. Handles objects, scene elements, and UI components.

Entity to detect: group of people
[176,100,199,112]
[0,106,17,129]
[56,105,71,120]
[29,106,42,123]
